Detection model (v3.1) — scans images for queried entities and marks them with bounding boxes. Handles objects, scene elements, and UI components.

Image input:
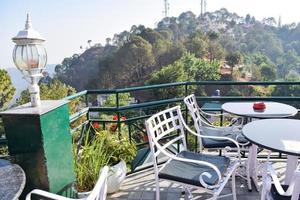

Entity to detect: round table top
[222,102,298,118]
[0,159,26,200]
[242,119,300,156]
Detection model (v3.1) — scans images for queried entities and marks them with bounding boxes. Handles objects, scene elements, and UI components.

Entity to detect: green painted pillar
[0,100,76,198]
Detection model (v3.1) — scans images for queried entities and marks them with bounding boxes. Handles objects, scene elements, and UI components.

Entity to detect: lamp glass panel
[36,44,47,68]
[13,44,47,72]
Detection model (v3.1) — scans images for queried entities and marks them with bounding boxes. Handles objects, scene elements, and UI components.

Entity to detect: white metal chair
[145,106,240,200]
[184,94,244,128]
[184,94,251,190]
[261,163,300,200]
[26,166,109,200]
[183,94,248,151]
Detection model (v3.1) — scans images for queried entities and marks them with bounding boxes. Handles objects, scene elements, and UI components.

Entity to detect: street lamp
[12,14,47,107]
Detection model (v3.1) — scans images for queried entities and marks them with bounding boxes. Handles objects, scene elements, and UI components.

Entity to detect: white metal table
[222,101,298,119]
[243,119,300,186]
[222,101,298,190]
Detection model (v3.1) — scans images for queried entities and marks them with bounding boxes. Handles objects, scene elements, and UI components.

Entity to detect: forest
[52,8,300,96]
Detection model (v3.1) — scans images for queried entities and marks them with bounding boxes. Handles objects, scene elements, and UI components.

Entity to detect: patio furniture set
[145,94,300,200]
[1,94,300,200]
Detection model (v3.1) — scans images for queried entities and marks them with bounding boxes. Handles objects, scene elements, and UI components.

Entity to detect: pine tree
[0,69,15,110]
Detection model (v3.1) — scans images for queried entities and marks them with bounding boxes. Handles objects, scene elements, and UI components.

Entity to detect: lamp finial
[25,13,32,30]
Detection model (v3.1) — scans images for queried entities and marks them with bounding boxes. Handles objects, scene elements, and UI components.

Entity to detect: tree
[0,69,15,138]
[208,42,224,62]
[272,71,300,98]
[138,28,170,59]
[105,38,111,46]
[245,14,251,24]
[147,53,221,99]
[184,31,208,58]
[114,36,155,85]
[17,79,76,106]
[225,51,243,74]
[147,60,188,99]
[260,63,276,81]
[87,40,92,48]
[0,69,15,110]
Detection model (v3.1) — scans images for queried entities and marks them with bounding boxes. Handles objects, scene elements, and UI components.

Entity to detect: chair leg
[247,151,252,191]
[155,178,160,200]
[211,193,219,200]
[232,170,237,200]
[261,173,271,200]
[184,187,189,200]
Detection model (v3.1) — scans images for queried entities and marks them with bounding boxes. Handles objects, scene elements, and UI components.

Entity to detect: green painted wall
[40,104,76,193]
[1,100,76,198]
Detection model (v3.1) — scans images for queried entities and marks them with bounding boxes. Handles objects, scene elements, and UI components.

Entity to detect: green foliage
[75,129,112,191]
[74,125,136,191]
[0,69,15,139]
[185,31,208,58]
[0,69,15,110]
[17,79,76,105]
[147,58,188,99]
[148,53,221,99]
[16,79,82,127]
[260,64,277,81]
[103,93,133,107]
[225,51,242,73]
[272,71,300,97]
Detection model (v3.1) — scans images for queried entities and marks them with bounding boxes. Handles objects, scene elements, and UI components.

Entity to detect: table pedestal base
[285,155,298,185]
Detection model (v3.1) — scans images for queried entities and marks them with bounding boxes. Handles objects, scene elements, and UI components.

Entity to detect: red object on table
[253,102,266,110]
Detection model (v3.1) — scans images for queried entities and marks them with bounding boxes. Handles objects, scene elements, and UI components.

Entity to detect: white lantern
[12,14,47,107]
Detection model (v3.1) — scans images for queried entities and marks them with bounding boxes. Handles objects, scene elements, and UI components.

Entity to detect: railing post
[116,92,121,139]
[184,83,189,149]
[85,92,89,121]
[128,122,132,143]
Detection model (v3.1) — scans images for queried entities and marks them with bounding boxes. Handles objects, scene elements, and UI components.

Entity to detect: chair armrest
[201,110,244,127]
[235,134,250,146]
[183,119,240,151]
[201,110,224,117]
[182,118,241,161]
[26,189,72,200]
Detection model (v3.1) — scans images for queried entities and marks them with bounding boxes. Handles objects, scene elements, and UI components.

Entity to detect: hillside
[54,8,300,91]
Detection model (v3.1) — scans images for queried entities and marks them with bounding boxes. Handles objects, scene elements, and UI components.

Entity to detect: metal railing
[1,81,300,168]
[65,81,300,172]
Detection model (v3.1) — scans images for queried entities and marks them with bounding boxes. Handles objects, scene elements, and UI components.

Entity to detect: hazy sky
[1,0,300,69]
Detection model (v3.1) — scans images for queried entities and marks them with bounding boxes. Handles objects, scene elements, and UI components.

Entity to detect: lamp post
[1,14,75,197]
[12,14,47,107]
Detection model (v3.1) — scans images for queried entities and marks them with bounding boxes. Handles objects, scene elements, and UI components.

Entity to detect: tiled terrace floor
[108,161,287,200]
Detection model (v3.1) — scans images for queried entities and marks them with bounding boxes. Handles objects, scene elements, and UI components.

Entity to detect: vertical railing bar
[116,92,121,139]
[85,93,90,121]
[128,122,132,143]
[184,83,189,148]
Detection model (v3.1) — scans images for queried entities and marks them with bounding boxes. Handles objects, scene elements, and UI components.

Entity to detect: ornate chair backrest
[87,166,109,200]
[145,106,187,169]
[184,94,212,133]
[145,106,225,189]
